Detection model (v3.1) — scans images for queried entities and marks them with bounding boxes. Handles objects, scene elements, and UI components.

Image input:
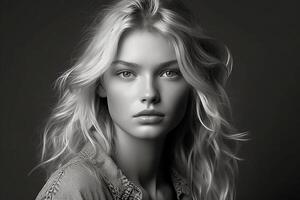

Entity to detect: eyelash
[161,70,180,78]
[117,70,135,79]
[116,69,181,79]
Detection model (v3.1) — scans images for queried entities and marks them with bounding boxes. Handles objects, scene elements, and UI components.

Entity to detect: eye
[117,70,135,79]
[161,70,180,78]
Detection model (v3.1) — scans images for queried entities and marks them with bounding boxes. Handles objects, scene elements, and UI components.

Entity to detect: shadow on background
[1,0,299,199]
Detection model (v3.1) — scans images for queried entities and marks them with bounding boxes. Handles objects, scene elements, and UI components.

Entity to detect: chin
[131,126,167,140]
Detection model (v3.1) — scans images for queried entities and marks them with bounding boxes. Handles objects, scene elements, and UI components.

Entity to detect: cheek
[162,83,191,115]
[105,83,134,119]
[160,83,191,132]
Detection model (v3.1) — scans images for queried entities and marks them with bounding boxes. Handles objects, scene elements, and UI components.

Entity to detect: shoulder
[35,156,112,200]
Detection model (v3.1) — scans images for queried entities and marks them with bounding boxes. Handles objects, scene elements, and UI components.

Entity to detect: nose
[140,76,160,106]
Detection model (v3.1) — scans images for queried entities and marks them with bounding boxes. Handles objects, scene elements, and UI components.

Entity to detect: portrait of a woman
[35,0,244,199]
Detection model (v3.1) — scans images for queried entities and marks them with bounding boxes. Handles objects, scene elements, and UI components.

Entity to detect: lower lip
[134,115,164,124]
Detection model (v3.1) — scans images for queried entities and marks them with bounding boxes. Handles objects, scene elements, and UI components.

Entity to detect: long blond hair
[38,0,245,199]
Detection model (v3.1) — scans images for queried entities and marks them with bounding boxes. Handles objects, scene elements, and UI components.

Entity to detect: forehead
[116,29,177,66]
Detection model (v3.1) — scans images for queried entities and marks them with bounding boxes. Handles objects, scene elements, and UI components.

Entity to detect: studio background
[1,0,299,199]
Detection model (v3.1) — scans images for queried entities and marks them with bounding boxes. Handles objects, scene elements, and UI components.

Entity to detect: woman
[35,0,244,199]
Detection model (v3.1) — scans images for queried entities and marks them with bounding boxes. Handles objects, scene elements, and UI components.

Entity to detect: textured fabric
[35,144,191,200]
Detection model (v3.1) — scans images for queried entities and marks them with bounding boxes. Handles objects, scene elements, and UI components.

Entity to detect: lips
[133,110,164,117]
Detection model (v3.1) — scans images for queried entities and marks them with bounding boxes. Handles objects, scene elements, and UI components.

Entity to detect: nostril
[140,77,160,104]
[140,92,160,104]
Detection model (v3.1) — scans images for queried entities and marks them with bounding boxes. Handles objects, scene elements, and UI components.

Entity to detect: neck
[110,121,188,200]
[112,128,167,190]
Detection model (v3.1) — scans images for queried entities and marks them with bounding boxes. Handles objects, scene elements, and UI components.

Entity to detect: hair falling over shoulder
[36,0,247,199]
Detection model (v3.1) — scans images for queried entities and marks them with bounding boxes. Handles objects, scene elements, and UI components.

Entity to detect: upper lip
[133,110,164,117]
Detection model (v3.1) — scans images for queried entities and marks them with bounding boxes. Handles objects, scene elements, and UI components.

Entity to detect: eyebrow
[111,60,178,69]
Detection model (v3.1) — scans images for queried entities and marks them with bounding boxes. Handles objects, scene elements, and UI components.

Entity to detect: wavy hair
[37,0,246,199]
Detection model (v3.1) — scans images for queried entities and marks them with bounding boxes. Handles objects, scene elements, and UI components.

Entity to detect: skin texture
[98,29,191,200]
[99,29,191,140]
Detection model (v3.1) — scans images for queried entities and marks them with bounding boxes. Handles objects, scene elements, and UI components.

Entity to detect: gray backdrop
[1,0,299,199]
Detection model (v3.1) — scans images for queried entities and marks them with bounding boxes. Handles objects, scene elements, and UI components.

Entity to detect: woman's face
[99,29,191,140]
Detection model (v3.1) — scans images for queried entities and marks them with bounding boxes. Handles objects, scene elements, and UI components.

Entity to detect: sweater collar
[80,143,190,200]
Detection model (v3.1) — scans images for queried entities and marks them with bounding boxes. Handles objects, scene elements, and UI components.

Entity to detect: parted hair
[38,0,245,200]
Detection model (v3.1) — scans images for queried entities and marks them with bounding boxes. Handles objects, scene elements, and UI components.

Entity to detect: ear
[97,81,107,98]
